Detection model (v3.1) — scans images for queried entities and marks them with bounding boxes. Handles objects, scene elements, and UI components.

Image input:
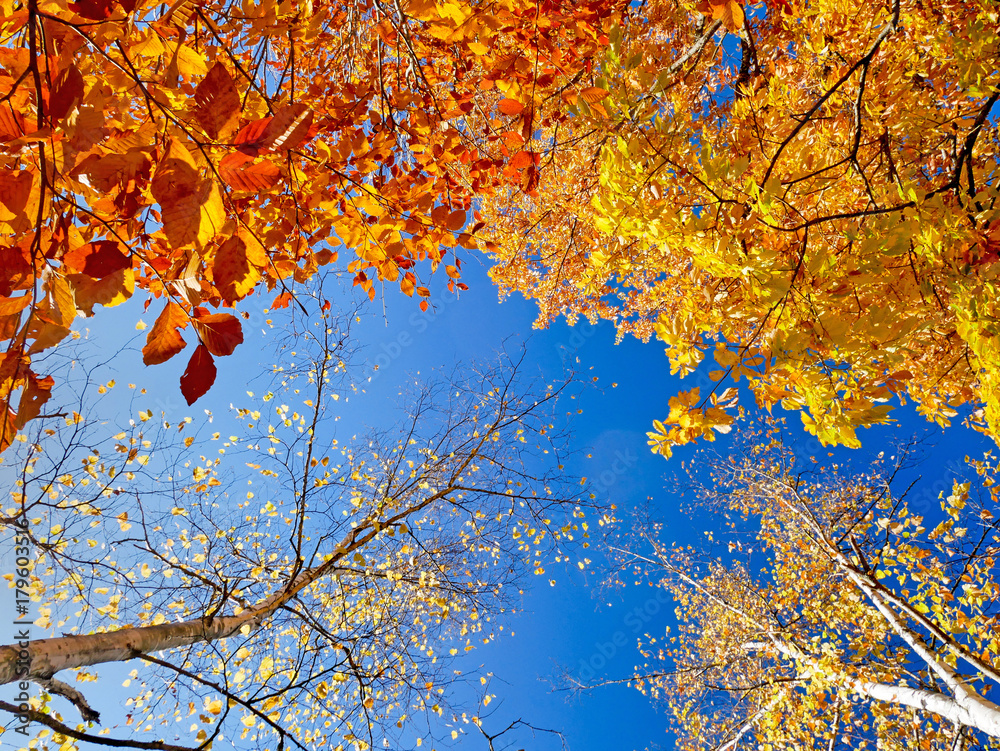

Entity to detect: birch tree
[614,436,1000,750]
[0,307,594,750]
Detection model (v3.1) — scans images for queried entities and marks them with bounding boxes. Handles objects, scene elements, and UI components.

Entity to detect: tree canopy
[0,305,596,750]
[614,436,1000,749]
[0,0,622,446]
[4,0,1000,748]
[482,0,1000,453]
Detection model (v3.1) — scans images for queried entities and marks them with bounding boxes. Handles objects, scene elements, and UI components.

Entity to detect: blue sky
[1,251,996,751]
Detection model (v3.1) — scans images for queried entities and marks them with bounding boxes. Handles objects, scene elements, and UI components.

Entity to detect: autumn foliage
[0,0,624,447]
[619,438,1000,749]
[482,0,1000,453]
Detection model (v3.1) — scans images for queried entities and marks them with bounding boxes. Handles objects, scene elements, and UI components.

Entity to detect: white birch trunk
[0,563,351,686]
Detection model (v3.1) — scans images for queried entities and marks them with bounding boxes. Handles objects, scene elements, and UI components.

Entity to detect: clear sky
[0,251,995,751]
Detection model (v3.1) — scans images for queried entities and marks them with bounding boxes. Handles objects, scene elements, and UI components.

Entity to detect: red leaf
[193,312,243,356]
[143,301,188,365]
[71,0,114,19]
[62,240,130,279]
[180,344,216,405]
[0,244,34,296]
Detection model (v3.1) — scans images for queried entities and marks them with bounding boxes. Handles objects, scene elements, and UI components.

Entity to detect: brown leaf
[62,240,131,278]
[262,103,313,151]
[143,301,188,365]
[219,152,281,192]
[49,64,85,123]
[180,344,216,405]
[193,312,243,356]
[194,63,241,141]
[213,233,266,302]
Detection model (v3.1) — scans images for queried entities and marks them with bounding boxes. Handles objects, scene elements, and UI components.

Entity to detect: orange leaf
[446,209,467,231]
[706,0,744,30]
[498,98,524,116]
[263,104,313,151]
[501,131,525,147]
[219,152,281,192]
[180,344,216,405]
[193,312,243,356]
[62,240,131,279]
[580,87,609,104]
[0,294,31,317]
[270,290,293,309]
[509,150,533,169]
[0,108,26,142]
[143,301,188,365]
[68,268,134,316]
[214,233,266,302]
[159,180,226,248]
[0,407,16,453]
[194,62,241,141]
[151,138,200,202]
[14,373,54,429]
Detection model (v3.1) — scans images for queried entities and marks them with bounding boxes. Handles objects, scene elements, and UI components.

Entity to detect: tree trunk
[0,563,351,685]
